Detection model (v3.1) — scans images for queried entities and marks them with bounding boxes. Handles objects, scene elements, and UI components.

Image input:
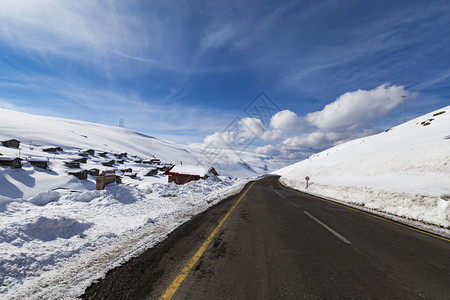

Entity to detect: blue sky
[0,0,449,159]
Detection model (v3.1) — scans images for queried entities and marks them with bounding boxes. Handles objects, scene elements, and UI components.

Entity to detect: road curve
[82,176,450,299]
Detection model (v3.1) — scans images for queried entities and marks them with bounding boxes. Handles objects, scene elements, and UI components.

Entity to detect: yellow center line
[293,189,450,242]
[159,181,256,300]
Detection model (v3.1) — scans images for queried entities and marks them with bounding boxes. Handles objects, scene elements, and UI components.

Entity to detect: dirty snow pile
[0,177,248,299]
[275,106,450,235]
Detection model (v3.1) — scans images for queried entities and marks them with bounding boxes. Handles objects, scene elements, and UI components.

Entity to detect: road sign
[305,176,310,181]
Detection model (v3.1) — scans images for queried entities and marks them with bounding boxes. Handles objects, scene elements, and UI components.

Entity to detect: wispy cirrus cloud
[0,0,188,76]
[0,1,140,57]
[0,73,235,144]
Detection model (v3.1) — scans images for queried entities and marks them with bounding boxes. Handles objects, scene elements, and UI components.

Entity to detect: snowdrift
[275,106,450,233]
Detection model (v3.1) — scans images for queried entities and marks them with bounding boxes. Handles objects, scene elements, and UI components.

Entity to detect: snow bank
[275,106,450,234]
[28,191,60,206]
[0,177,249,299]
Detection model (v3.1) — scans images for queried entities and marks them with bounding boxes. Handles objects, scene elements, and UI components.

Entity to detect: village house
[101,160,115,167]
[124,173,137,179]
[150,158,161,165]
[42,146,63,153]
[65,161,80,168]
[79,149,95,157]
[157,164,172,172]
[96,170,121,190]
[163,165,219,185]
[145,167,158,176]
[72,157,88,164]
[68,169,88,180]
[114,152,127,159]
[1,139,20,148]
[88,168,100,176]
[0,157,23,169]
[28,158,48,169]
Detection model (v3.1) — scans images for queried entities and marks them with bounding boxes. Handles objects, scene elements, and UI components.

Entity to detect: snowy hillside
[0,108,283,299]
[275,106,450,235]
[0,109,283,183]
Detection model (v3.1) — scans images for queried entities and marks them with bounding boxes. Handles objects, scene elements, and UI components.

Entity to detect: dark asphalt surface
[82,176,450,299]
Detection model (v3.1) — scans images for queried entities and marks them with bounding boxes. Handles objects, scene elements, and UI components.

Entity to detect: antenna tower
[401,95,407,123]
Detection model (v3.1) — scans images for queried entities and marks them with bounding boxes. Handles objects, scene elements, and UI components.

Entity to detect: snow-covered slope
[0,108,284,298]
[275,106,450,233]
[0,108,284,199]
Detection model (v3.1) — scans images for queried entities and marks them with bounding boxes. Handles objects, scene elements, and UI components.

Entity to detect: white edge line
[303,211,352,244]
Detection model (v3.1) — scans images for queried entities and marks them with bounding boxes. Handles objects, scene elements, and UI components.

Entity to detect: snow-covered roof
[28,157,48,162]
[0,156,20,161]
[166,165,215,177]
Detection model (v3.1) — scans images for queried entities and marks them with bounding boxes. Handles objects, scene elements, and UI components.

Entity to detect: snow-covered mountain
[275,106,450,233]
[0,108,284,199]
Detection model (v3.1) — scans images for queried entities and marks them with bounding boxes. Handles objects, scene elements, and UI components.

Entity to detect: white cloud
[201,24,238,49]
[280,129,377,151]
[194,117,265,149]
[260,129,284,142]
[251,84,412,161]
[270,110,305,131]
[282,132,327,149]
[0,99,20,111]
[255,144,281,156]
[306,83,408,130]
[191,110,302,151]
[191,84,411,161]
[0,2,130,54]
[240,118,265,137]
[0,1,176,74]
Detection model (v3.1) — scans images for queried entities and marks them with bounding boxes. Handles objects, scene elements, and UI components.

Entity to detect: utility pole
[401,95,407,123]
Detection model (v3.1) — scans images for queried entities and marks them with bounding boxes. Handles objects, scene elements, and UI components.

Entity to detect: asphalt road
[82,176,450,299]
